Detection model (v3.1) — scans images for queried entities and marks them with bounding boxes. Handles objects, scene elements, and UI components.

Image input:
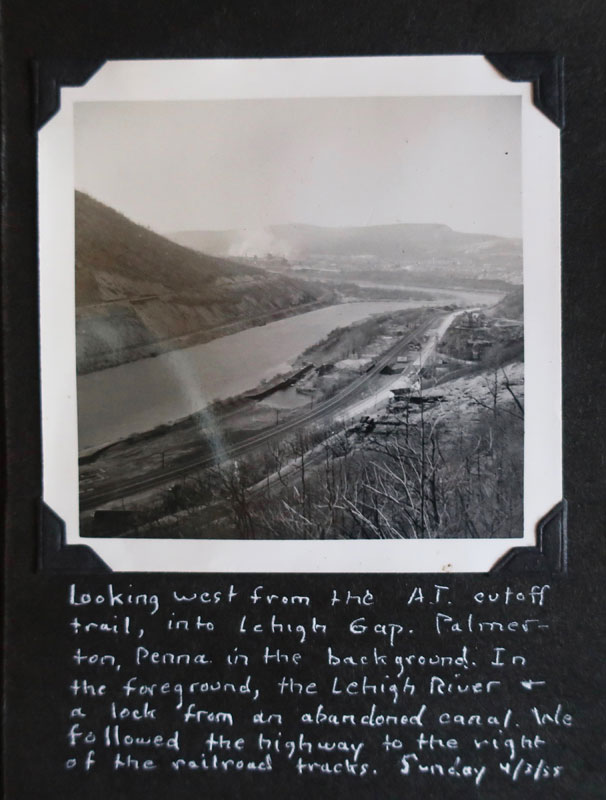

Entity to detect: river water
[77,293,501,449]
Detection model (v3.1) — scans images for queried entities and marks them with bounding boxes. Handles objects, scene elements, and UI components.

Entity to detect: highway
[80,310,450,511]
[336,307,462,421]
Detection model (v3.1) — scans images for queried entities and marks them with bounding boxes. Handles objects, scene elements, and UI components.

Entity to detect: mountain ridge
[168,221,522,265]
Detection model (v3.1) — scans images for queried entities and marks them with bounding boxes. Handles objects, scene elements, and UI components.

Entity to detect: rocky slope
[486,285,524,320]
[75,193,333,373]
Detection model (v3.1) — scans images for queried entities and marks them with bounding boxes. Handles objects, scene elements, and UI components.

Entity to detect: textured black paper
[3,2,606,798]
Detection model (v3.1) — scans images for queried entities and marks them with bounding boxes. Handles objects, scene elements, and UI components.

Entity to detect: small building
[317,363,335,376]
[456,310,489,330]
[391,386,414,399]
[408,391,444,405]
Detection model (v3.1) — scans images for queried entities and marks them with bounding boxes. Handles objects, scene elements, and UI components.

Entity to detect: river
[77,293,500,449]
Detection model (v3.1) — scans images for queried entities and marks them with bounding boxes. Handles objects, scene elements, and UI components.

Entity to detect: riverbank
[77,294,337,374]
[77,299,448,449]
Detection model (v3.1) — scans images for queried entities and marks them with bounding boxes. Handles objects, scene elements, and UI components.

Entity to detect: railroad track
[80,312,443,511]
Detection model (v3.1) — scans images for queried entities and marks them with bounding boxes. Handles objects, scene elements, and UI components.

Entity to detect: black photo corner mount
[31,55,565,131]
[486,53,565,128]
[38,501,112,574]
[484,54,566,575]
[491,500,568,575]
[32,59,106,130]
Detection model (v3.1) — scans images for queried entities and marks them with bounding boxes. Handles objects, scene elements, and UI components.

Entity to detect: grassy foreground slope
[75,193,332,373]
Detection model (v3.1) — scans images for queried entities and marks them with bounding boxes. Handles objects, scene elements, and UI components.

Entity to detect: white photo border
[38,55,562,572]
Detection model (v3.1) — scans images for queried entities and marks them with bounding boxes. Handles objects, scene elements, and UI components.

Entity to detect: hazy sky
[74,95,521,238]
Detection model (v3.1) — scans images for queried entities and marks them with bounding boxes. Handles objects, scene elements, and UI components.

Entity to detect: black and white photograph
[74,93,525,542]
[37,57,561,570]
